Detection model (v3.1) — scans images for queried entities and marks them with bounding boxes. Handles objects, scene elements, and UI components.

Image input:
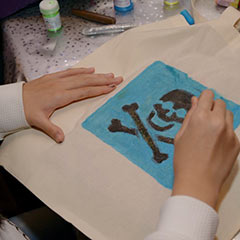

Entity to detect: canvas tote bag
[1,6,240,240]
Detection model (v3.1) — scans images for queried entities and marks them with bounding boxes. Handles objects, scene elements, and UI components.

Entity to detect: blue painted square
[82,61,240,189]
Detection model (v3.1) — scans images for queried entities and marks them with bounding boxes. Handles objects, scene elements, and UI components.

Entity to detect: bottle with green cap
[40,0,62,32]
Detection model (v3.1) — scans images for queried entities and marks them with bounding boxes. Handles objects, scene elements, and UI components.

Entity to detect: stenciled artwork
[82,61,240,189]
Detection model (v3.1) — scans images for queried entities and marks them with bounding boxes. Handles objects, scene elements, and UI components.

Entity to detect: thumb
[37,116,65,143]
[176,96,198,140]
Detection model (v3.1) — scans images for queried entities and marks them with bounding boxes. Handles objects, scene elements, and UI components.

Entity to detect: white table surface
[2,0,223,84]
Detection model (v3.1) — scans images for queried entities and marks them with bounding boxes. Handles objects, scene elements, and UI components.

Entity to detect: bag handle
[192,0,240,28]
[191,0,208,23]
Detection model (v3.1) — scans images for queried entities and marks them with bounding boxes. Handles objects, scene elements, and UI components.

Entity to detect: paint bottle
[39,0,62,33]
[114,0,134,12]
[164,0,179,6]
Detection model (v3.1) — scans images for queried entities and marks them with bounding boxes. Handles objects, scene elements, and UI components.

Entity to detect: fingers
[63,73,123,90]
[198,89,214,111]
[65,85,117,103]
[183,96,198,127]
[24,68,124,144]
[225,110,239,164]
[197,90,226,118]
[47,67,95,79]
[226,110,234,130]
[37,116,65,143]
[212,99,226,117]
[175,96,198,140]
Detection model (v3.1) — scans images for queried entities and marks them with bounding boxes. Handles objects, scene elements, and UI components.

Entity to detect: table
[2,0,223,84]
[2,1,240,239]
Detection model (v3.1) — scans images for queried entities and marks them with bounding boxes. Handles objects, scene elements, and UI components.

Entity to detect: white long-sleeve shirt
[0,219,30,240]
[145,196,218,240]
[0,82,219,240]
[0,82,29,140]
[0,196,218,240]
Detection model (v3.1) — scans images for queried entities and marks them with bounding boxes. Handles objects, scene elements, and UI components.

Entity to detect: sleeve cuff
[146,196,219,240]
[0,82,29,139]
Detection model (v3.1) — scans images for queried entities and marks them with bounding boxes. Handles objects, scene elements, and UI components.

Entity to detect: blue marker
[180,9,195,25]
[114,0,134,12]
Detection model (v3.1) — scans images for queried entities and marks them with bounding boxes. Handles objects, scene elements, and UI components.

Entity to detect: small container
[215,0,239,8]
[40,0,62,32]
[164,0,179,6]
[114,0,134,12]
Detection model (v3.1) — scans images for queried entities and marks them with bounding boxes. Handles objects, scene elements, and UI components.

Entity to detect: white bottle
[39,0,62,32]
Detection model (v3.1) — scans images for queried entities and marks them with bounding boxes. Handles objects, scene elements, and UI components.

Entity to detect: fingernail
[114,76,123,82]
[109,84,116,88]
[56,133,63,143]
[106,73,114,78]
[88,67,95,71]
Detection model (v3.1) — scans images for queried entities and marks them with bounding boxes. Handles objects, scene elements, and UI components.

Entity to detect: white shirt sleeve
[0,220,30,240]
[0,82,29,140]
[145,196,219,240]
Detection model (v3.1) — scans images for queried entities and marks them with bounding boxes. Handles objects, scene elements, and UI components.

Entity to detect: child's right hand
[172,89,240,208]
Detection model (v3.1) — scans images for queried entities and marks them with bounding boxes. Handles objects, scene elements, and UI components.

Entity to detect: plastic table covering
[2,0,224,83]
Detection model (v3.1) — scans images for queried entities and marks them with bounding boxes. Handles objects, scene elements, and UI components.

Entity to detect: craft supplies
[215,0,240,8]
[164,0,179,6]
[180,9,195,25]
[39,0,62,32]
[114,0,134,12]
[82,23,136,36]
[72,9,116,25]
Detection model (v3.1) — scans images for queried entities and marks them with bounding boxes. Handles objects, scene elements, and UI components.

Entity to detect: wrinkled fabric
[1,7,240,240]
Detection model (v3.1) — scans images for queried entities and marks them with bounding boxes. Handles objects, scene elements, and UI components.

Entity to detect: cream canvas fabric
[1,6,240,240]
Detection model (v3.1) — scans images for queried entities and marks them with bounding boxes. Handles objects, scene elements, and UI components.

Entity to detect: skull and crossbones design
[108,89,194,164]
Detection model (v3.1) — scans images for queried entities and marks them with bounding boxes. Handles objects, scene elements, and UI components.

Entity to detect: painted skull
[108,89,194,164]
[148,89,194,132]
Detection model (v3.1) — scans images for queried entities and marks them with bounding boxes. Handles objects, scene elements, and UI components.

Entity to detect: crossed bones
[108,102,182,163]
